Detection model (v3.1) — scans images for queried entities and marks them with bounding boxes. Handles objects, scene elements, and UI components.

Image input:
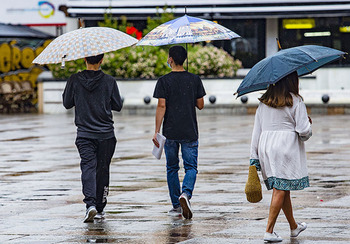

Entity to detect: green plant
[102,46,168,79]
[49,58,85,79]
[188,45,242,77]
[98,13,127,33]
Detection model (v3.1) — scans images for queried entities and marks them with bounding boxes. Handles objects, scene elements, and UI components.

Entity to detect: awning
[64,0,350,19]
[0,23,53,39]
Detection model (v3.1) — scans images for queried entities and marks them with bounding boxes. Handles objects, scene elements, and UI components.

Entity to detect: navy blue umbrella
[235,45,346,97]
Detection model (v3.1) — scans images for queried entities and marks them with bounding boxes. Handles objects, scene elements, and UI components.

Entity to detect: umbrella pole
[186,43,188,71]
[185,6,188,71]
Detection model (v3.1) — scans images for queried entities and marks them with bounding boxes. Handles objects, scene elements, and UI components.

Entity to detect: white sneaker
[263,232,283,242]
[168,207,182,216]
[94,211,105,219]
[179,193,193,219]
[291,222,307,237]
[83,206,97,223]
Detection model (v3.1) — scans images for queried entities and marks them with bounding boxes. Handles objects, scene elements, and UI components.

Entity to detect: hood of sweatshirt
[78,70,105,91]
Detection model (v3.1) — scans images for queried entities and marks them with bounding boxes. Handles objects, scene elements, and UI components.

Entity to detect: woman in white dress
[250,71,312,242]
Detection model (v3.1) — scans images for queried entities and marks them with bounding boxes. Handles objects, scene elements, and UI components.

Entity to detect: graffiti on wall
[0,40,51,88]
[0,39,51,111]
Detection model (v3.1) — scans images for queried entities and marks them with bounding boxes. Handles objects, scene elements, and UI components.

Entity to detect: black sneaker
[83,206,97,223]
[179,193,193,219]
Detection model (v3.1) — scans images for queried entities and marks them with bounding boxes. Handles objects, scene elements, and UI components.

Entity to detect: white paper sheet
[152,133,166,159]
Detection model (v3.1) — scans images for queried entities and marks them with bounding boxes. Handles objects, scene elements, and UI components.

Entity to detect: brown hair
[259,71,302,108]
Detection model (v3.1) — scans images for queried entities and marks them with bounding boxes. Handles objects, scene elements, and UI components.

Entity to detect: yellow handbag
[245,165,263,203]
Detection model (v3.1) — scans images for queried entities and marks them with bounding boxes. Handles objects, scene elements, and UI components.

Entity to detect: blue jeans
[164,139,198,208]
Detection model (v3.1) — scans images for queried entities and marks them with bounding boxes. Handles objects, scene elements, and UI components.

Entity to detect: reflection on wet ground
[0,114,349,243]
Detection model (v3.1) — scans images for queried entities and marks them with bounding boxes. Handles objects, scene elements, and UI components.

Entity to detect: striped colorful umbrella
[33,27,138,66]
[137,15,240,46]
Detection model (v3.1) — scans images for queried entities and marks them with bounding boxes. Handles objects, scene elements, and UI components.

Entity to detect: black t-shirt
[153,71,206,141]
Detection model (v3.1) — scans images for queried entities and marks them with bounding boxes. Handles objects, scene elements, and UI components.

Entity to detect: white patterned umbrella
[33,27,138,65]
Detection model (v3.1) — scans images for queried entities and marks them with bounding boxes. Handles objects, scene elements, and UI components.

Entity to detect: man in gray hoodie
[63,54,123,222]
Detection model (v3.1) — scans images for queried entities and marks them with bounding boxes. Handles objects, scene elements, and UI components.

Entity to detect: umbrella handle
[61,55,67,69]
[276,38,282,51]
[78,18,84,28]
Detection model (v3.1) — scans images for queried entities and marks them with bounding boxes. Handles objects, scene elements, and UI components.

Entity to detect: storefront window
[279,17,349,65]
[212,19,266,69]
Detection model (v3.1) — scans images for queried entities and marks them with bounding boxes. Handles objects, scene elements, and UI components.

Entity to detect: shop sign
[1,0,66,26]
[283,19,315,29]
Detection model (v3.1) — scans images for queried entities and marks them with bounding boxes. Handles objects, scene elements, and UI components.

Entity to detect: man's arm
[196,97,204,110]
[152,98,166,148]
[62,78,74,109]
[111,81,123,112]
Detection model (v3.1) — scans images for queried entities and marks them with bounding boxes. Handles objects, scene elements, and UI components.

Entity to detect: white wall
[66,17,79,32]
[265,18,279,57]
[38,67,350,114]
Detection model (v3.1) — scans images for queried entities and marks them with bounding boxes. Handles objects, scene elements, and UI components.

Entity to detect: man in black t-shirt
[153,45,206,219]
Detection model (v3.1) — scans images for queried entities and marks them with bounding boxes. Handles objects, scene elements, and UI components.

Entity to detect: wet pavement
[0,113,349,243]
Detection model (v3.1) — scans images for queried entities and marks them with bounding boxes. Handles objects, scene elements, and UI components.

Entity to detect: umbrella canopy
[33,27,138,65]
[236,45,346,97]
[136,15,240,46]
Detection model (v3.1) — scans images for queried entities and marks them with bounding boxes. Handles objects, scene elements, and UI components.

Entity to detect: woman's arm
[250,105,262,170]
[295,101,312,141]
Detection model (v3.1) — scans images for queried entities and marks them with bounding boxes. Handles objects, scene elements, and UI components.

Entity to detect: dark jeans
[75,137,116,212]
[164,139,198,208]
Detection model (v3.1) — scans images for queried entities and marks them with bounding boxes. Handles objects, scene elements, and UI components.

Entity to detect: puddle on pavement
[86,238,128,243]
[21,198,47,201]
[33,194,67,197]
[0,127,36,133]
[83,222,131,243]
[88,228,105,232]
[111,155,148,162]
[254,217,265,221]
[2,136,40,141]
[36,188,71,191]
[4,170,49,177]
[165,221,193,243]
[106,211,130,214]
[200,170,233,175]
[5,159,29,162]
[307,151,333,155]
[319,180,349,188]
[110,186,146,192]
[129,205,148,209]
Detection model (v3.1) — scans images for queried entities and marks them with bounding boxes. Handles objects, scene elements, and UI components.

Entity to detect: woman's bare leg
[282,191,298,230]
[266,188,286,233]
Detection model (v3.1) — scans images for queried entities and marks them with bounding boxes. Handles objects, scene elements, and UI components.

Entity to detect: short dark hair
[169,46,187,65]
[85,54,104,64]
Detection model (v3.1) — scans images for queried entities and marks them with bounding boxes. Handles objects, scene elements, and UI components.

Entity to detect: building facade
[62,0,350,68]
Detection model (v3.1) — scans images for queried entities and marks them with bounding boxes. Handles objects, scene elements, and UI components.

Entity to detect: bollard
[209,95,216,104]
[241,95,248,104]
[322,94,329,104]
[144,96,151,104]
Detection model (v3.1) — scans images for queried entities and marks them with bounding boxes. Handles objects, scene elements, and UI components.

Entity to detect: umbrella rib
[294,47,318,61]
